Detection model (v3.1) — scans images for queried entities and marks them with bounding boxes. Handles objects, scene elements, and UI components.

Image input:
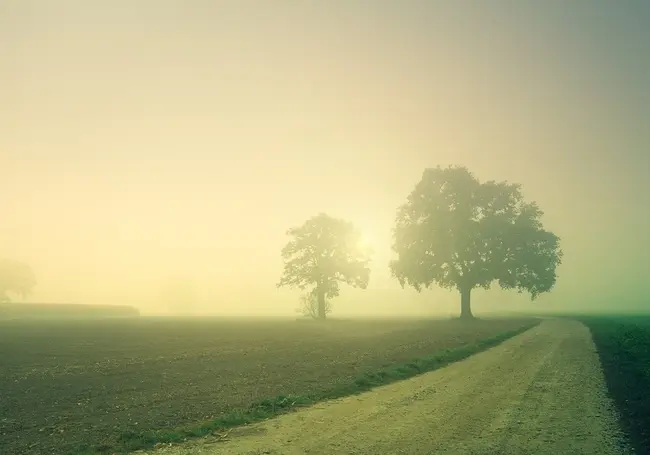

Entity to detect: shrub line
[95,320,539,454]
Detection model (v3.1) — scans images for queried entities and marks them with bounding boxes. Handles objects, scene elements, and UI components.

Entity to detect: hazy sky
[2,1,649,315]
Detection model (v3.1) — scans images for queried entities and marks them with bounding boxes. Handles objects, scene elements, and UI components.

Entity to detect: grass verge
[108,321,538,454]
[580,315,650,455]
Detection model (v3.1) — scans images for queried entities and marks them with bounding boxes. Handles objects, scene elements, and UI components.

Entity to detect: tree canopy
[0,258,37,303]
[277,213,371,319]
[390,166,563,318]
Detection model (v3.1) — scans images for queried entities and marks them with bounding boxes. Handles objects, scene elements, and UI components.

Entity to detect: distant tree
[278,213,371,320]
[390,166,563,319]
[296,289,332,319]
[161,276,197,315]
[0,258,37,303]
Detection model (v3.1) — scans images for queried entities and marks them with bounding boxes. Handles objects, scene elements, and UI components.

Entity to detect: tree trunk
[459,286,473,319]
[317,287,326,320]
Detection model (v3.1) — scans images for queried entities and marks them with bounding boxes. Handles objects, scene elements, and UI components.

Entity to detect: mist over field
[2,1,649,317]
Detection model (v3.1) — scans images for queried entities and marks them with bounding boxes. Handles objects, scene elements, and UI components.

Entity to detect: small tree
[0,258,36,303]
[297,291,317,319]
[390,166,563,319]
[297,290,332,319]
[160,276,197,315]
[278,213,371,320]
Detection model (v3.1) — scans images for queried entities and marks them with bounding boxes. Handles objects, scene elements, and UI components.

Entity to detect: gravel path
[149,319,632,455]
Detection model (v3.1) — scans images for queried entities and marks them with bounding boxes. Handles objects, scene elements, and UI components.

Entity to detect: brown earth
[0,317,533,454]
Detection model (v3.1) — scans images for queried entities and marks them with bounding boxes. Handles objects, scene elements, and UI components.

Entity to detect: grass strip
[579,316,650,455]
[86,320,539,454]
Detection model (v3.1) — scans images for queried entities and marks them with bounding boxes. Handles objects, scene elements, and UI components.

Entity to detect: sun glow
[356,227,378,256]
[359,234,374,248]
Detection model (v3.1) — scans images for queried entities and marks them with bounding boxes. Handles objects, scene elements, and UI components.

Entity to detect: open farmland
[0,316,536,455]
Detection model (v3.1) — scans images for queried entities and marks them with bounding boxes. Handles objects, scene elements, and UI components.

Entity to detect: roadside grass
[579,315,650,455]
[107,322,537,454]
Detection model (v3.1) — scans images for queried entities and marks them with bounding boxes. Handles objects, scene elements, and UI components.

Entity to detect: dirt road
[150,319,632,455]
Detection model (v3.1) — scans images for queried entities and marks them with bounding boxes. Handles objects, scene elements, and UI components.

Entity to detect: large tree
[0,258,37,303]
[390,166,563,319]
[277,213,371,320]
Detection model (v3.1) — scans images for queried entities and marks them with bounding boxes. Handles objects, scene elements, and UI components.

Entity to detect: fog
[2,1,648,317]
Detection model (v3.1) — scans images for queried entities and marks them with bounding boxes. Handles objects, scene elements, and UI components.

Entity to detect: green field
[580,315,650,455]
[0,316,536,455]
